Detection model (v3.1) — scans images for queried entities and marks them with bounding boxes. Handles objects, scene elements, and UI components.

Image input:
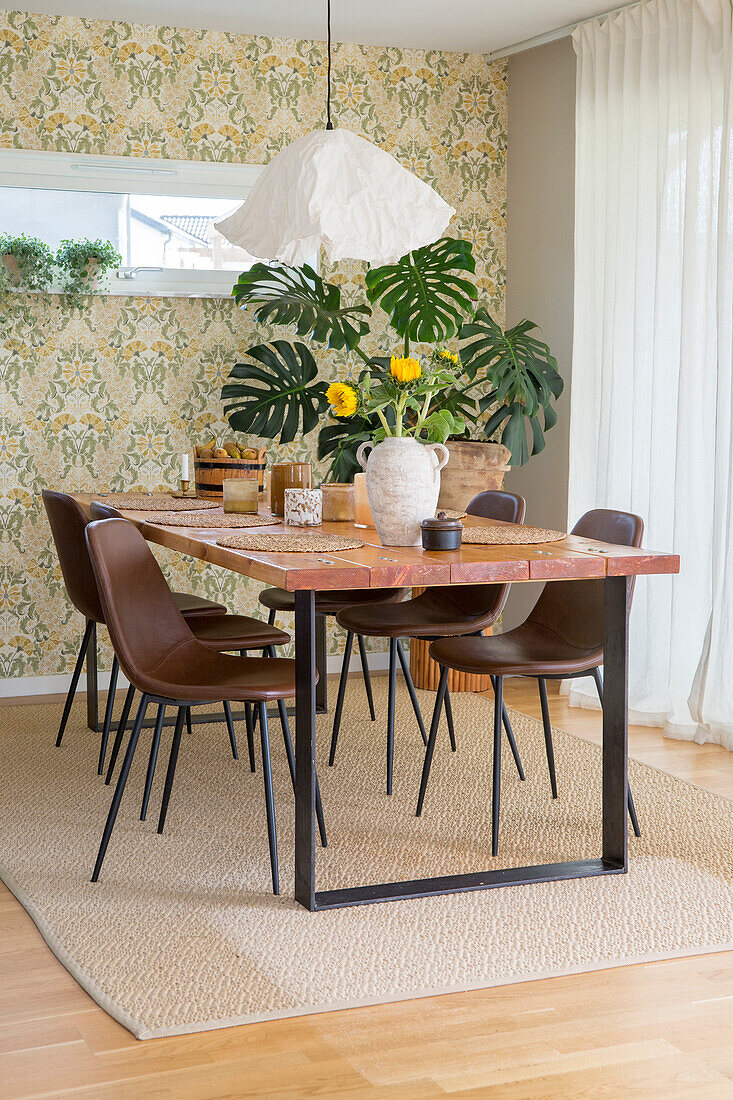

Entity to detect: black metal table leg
[602,575,630,871]
[294,589,317,911]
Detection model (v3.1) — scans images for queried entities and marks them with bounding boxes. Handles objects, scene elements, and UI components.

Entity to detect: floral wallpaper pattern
[0,8,506,678]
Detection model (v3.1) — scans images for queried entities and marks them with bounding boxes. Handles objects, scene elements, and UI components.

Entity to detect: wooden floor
[0,679,731,1099]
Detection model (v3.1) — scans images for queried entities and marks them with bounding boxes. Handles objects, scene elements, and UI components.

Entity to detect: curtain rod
[488,0,639,59]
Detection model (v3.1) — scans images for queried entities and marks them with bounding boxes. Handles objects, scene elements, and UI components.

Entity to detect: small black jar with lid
[420,511,463,551]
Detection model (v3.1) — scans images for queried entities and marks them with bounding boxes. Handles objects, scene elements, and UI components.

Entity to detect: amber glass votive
[223,477,258,513]
[353,472,374,528]
[321,482,355,522]
[270,461,312,516]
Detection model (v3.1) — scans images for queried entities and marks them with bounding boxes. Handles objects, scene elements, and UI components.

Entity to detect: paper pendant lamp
[215,128,455,267]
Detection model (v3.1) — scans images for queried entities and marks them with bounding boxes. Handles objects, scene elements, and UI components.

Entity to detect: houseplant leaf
[365,237,478,344]
[221,340,329,446]
[232,262,371,351]
[317,415,379,482]
[460,308,564,465]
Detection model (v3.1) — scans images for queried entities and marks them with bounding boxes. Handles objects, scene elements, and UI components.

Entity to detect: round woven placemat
[142,512,279,529]
[217,532,365,553]
[462,524,566,545]
[99,494,219,512]
[440,509,467,520]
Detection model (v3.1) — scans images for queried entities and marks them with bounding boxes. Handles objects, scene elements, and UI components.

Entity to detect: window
[0,149,263,297]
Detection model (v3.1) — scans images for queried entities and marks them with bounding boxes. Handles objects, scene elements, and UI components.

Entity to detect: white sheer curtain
[569,0,733,747]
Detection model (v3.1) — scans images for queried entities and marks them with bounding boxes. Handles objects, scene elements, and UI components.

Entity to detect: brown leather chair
[259,585,407,730]
[43,490,226,771]
[425,508,644,855]
[85,518,325,894]
[335,490,527,794]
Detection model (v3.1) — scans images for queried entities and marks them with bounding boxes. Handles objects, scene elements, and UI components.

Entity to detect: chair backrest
[526,508,644,650]
[42,489,105,624]
[466,489,527,526]
[89,501,124,521]
[431,490,527,622]
[85,518,196,692]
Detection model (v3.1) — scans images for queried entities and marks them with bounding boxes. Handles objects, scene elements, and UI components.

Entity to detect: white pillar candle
[181,453,189,480]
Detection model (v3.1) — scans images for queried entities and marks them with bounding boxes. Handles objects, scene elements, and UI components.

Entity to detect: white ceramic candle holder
[284,487,322,526]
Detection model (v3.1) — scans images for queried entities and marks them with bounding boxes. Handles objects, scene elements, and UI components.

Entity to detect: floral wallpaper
[0,8,506,678]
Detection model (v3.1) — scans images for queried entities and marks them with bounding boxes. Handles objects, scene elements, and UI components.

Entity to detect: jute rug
[0,684,730,1039]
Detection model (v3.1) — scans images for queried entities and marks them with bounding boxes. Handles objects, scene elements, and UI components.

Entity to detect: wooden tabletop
[74,495,680,592]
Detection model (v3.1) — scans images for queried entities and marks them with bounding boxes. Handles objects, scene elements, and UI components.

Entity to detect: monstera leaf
[365,237,478,344]
[232,263,371,351]
[221,340,329,446]
[459,309,564,466]
[317,415,380,483]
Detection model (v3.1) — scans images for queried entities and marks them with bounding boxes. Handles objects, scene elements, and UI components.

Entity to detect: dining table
[75,494,679,912]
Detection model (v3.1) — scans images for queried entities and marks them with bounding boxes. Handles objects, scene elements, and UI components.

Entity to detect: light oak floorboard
[0,679,730,1099]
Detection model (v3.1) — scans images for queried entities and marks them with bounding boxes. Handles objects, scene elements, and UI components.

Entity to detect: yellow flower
[438,349,459,366]
[326,382,358,417]
[390,356,422,383]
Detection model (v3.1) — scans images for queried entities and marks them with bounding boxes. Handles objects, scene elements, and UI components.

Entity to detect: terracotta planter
[437,440,510,512]
[357,436,449,547]
[1,255,21,287]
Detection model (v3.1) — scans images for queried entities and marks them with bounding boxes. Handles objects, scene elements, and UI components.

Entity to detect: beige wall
[503,37,576,628]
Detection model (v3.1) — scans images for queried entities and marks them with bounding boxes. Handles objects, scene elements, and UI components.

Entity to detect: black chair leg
[416,667,449,816]
[490,676,524,781]
[592,667,641,836]
[258,701,279,895]
[267,608,276,626]
[396,639,427,746]
[277,697,327,849]
[105,683,135,785]
[223,700,238,760]
[97,654,119,775]
[186,707,193,735]
[244,703,257,772]
[386,637,398,795]
[91,693,149,882]
[491,676,503,856]
[140,703,165,821]
[329,630,354,766]
[443,685,456,751]
[157,706,186,834]
[537,677,558,799]
[356,634,376,721]
[56,619,94,748]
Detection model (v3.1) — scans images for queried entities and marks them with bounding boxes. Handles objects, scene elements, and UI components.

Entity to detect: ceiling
[26,0,628,54]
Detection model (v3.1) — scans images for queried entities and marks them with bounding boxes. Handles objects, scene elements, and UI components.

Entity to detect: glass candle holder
[321,482,355,522]
[285,487,322,526]
[270,462,312,516]
[223,477,259,513]
[353,472,375,528]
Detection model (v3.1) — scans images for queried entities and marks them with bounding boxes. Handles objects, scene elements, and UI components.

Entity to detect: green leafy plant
[56,238,121,307]
[0,234,55,293]
[223,236,563,477]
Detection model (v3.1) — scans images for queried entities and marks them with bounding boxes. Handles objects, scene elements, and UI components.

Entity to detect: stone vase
[356,436,449,546]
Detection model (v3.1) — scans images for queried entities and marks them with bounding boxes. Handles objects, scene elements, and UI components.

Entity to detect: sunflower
[326,382,358,417]
[438,349,459,366]
[390,356,422,383]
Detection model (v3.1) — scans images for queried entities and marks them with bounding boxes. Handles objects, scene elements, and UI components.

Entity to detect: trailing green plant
[0,234,55,293]
[56,238,121,307]
[223,236,563,478]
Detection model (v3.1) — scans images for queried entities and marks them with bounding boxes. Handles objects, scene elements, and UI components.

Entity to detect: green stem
[375,409,391,434]
[404,333,410,357]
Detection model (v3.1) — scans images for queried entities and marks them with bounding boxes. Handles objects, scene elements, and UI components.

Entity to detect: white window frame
[0,149,263,298]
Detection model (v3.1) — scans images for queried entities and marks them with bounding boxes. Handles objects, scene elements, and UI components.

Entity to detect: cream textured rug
[0,685,730,1039]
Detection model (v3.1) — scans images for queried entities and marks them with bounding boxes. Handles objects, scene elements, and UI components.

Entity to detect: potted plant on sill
[56,238,121,307]
[0,234,55,293]
[221,237,563,515]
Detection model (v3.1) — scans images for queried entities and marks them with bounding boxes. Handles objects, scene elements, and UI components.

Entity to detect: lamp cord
[326,0,333,129]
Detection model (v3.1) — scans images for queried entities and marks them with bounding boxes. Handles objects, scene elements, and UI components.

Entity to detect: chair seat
[138,648,302,703]
[429,623,603,678]
[337,589,501,640]
[190,614,290,651]
[173,592,227,618]
[259,586,406,616]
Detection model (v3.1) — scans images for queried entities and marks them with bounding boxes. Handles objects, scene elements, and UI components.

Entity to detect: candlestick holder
[180,479,190,495]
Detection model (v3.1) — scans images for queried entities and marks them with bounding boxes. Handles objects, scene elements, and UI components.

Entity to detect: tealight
[285,488,322,526]
[223,477,259,514]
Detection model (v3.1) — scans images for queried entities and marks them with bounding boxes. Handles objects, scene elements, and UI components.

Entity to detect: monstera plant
[222,237,562,479]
